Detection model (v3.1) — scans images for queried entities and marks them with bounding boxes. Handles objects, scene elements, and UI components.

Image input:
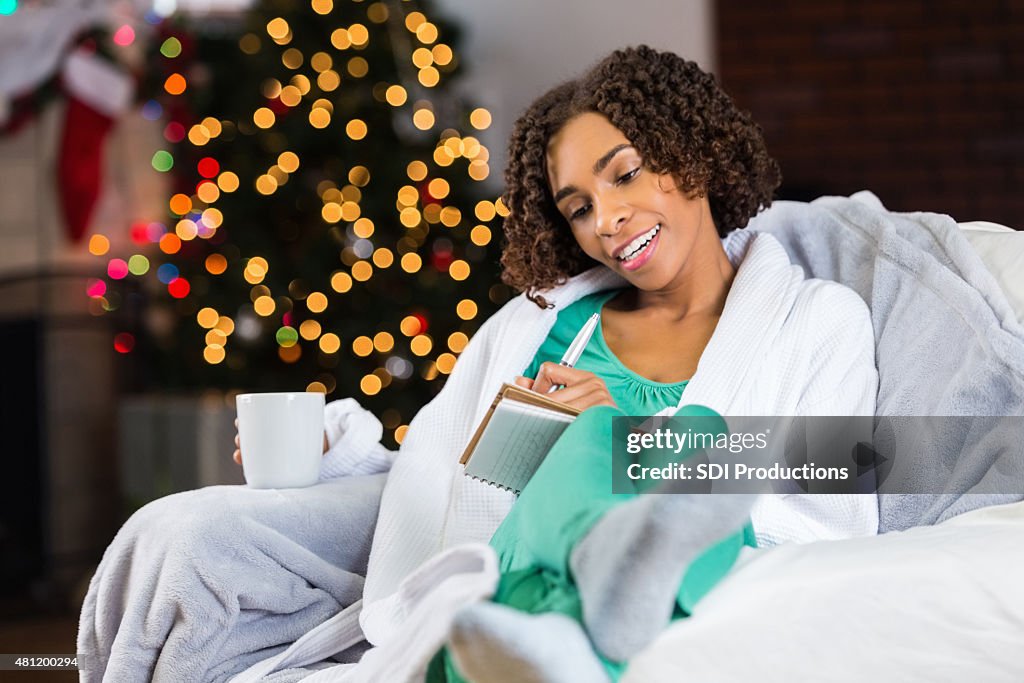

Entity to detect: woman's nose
[595,201,630,237]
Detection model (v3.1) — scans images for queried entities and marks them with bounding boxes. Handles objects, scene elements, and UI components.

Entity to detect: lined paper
[464,400,575,494]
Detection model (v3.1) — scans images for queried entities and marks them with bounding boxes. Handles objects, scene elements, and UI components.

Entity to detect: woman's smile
[613,224,661,270]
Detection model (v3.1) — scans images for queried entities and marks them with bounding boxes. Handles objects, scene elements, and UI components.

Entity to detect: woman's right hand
[515,362,618,411]
[232,418,330,465]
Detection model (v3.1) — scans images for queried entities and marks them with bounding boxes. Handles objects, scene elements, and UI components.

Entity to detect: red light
[197,157,220,178]
[114,332,135,353]
[413,313,428,334]
[164,121,185,143]
[87,279,107,297]
[168,277,191,298]
[130,222,149,244]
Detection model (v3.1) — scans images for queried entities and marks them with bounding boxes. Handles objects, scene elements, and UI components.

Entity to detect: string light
[401,253,422,273]
[88,235,110,256]
[447,332,468,353]
[291,74,312,94]
[354,222,374,240]
[164,73,187,95]
[331,271,353,293]
[400,315,422,336]
[346,119,368,139]
[348,23,370,47]
[405,11,426,31]
[417,66,440,87]
[311,0,333,15]
[470,108,492,130]
[104,5,498,407]
[253,107,276,128]
[436,353,456,374]
[254,296,275,316]
[160,37,182,58]
[440,207,461,227]
[217,171,240,192]
[197,182,220,203]
[351,261,373,281]
[360,374,382,395]
[197,308,219,328]
[456,299,478,320]
[348,166,371,186]
[449,259,470,281]
[407,160,428,181]
[385,85,407,106]
[415,23,439,44]
[266,18,289,40]
[352,336,373,356]
[205,254,228,274]
[307,291,328,312]
[282,48,304,69]
[331,28,352,50]
[431,44,453,66]
[204,328,226,346]
[372,248,394,268]
[373,332,395,352]
[300,320,322,340]
[470,225,492,245]
[319,333,341,353]
[412,48,432,68]
[318,70,341,91]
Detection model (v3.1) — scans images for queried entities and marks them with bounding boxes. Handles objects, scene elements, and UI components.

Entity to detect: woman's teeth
[617,225,660,262]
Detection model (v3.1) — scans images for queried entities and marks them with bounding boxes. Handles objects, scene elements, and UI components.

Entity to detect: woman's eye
[570,204,591,220]
[617,168,640,184]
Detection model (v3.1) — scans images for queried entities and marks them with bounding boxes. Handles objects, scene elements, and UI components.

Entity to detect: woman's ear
[656,174,677,192]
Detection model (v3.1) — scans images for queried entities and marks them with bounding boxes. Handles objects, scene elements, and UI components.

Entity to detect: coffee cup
[235,392,325,488]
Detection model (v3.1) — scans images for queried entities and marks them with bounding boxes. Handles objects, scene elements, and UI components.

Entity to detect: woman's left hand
[523,361,618,411]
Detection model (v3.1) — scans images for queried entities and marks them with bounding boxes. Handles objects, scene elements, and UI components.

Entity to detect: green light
[128,254,150,276]
[160,37,182,59]
[0,0,18,16]
[151,150,174,172]
[276,326,298,347]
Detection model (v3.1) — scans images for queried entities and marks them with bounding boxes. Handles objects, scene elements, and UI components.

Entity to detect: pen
[547,312,601,394]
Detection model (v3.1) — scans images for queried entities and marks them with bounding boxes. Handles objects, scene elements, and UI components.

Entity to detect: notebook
[459,383,582,494]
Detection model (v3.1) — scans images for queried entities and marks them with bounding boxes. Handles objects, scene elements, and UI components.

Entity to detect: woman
[422,45,879,681]
[80,46,876,682]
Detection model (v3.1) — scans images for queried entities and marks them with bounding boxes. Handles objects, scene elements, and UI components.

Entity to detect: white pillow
[623,501,1024,683]
[959,221,1024,324]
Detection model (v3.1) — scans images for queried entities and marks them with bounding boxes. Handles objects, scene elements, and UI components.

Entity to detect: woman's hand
[515,362,618,411]
[232,418,329,465]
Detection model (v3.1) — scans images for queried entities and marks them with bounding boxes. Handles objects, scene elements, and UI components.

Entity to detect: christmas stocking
[58,48,134,243]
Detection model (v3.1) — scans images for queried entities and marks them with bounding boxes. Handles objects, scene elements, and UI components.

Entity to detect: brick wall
[716,0,1022,227]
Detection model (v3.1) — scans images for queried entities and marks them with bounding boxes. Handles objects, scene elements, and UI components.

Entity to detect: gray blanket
[747,192,1024,532]
[78,474,385,682]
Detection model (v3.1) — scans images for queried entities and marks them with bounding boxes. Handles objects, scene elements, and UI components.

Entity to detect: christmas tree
[105,0,509,446]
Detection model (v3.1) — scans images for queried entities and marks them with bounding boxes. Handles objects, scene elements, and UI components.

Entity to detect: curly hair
[500,45,782,308]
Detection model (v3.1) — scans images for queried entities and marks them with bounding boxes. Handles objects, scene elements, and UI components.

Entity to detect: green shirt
[525,288,688,415]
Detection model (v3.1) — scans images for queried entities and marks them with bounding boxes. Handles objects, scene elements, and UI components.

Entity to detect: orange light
[164,73,187,96]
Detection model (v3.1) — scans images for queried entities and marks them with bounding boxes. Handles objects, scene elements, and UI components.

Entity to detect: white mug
[236,392,325,489]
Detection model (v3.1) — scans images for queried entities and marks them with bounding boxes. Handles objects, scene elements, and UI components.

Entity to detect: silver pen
[547,312,601,394]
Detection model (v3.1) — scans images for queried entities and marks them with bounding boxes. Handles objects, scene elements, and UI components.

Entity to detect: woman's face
[545,112,715,293]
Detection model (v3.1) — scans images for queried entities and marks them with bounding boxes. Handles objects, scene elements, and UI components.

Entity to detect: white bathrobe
[231,230,878,683]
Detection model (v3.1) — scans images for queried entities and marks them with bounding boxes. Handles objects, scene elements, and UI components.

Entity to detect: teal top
[525,288,688,414]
